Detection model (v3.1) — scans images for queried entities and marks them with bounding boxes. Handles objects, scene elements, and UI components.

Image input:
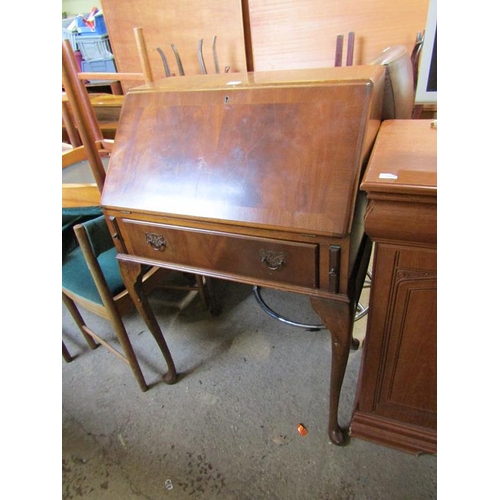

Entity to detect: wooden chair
[61,207,217,384]
[62,26,152,149]
[62,213,184,391]
[62,207,103,363]
[62,37,112,206]
[62,27,175,205]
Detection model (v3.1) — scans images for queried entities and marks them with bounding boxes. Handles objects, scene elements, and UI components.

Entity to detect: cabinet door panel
[361,244,437,429]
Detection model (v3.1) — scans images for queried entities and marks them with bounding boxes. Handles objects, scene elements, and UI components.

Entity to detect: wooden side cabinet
[351,120,437,454]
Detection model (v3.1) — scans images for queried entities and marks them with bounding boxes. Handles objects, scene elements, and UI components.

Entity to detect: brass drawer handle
[259,249,286,270]
[145,232,166,251]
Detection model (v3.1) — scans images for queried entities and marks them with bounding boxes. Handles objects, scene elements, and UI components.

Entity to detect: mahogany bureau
[351,119,437,453]
[101,66,385,445]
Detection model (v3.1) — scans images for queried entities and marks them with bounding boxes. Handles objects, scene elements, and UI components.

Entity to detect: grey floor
[62,274,437,499]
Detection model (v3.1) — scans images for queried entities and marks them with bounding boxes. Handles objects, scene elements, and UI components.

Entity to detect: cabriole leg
[310,296,353,445]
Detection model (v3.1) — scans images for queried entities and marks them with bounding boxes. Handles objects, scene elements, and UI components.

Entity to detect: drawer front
[119,219,318,288]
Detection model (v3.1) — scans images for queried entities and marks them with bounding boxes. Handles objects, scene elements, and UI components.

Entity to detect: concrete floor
[62,275,437,499]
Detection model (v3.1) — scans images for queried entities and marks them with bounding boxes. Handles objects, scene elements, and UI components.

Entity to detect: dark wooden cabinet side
[351,120,437,454]
[350,242,437,454]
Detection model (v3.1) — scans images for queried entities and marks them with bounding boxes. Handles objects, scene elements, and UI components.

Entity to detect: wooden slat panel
[248,0,429,71]
[62,184,101,207]
[101,0,247,92]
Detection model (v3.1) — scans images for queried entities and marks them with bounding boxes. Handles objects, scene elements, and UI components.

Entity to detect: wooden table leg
[310,296,353,445]
[119,259,178,384]
[195,275,222,316]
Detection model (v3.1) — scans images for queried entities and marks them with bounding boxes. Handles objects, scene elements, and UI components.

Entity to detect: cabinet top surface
[101,67,384,236]
[360,119,437,196]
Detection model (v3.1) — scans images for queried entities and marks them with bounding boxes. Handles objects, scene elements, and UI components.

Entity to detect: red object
[83,7,100,30]
[297,424,308,436]
[83,18,94,29]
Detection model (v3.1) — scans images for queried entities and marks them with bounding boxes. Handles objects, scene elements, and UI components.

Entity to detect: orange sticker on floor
[297,424,308,436]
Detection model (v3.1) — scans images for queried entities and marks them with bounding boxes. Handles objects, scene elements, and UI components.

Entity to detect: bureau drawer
[118,219,318,288]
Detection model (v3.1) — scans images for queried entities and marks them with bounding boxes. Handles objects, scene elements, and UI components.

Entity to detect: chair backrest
[62,27,155,206]
[62,206,103,258]
[77,27,155,86]
[63,215,125,307]
[370,45,415,120]
[80,214,115,257]
[62,39,107,193]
